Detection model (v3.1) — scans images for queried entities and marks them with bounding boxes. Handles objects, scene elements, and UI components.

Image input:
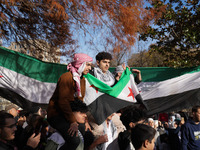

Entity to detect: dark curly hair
[70,99,88,113]
[96,52,112,62]
[120,105,147,130]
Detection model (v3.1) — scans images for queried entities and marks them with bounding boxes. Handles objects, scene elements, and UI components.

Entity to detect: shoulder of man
[61,71,72,76]
[59,71,73,79]
[182,119,195,128]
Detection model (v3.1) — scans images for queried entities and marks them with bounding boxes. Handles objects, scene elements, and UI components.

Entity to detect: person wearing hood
[113,64,148,110]
[47,53,93,150]
[114,64,142,85]
[181,105,200,150]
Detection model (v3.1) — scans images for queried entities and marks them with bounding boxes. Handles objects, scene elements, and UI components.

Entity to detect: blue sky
[3,0,191,64]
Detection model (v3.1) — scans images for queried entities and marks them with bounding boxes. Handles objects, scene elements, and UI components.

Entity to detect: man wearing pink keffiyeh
[47,53,93,150]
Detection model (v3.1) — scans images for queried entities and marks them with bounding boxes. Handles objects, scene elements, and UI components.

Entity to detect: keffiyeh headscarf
[67,53,93,97]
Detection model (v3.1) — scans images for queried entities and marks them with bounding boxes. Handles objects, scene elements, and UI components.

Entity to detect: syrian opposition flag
[137,66,200,116]
[84,68,145,125]
[1,46,200,120]
[0,46,67,109]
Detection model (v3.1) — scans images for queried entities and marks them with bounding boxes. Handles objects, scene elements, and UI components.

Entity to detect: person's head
[40,109,47,118]
[114,65,124,80]
[67,53,93,97]
[148,118,154,128]
[68,53,93,75]
[192,105,200,123]
[5,104,19,117]
[96,52,112,73]
[120,106,147,130]
[163,121,169,129]
[175,113,181,121]
[169,115,175,122]
[70,99,88,124]
[131,124,156,150]
[17,110,30,127]
[18,110,29,121]
[30,106,42,116]
[27,114,48,137]
[0,111,17,141]
[27,114,43,129]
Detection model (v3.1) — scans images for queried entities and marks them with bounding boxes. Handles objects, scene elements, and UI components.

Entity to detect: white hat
[148,118,154,122]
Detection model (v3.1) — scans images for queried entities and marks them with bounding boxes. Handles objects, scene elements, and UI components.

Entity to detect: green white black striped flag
[1,46,200,120]
[138,66,200,116]
[0,46,67,109]
[84,68,144,124]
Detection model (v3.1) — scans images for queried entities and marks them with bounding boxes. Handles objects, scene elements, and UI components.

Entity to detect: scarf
[94,67,115,86]
[67,53,93,97]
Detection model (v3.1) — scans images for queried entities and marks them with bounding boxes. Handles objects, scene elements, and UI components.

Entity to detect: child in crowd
[131,124,156,150]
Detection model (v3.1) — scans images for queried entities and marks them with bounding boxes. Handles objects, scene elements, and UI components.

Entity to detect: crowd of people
[0,51,200,150]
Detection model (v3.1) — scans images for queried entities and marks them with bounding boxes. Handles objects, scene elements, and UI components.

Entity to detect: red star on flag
[0,75,3,78]
[90,84,99,93]
[127,87,135,101]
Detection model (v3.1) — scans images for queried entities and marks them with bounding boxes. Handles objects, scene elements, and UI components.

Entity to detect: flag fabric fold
[84,68,144,125]
[1,46,200,124]
[0,46,67,109]
[138,68,200,116]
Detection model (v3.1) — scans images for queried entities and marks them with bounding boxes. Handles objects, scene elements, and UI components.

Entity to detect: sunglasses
[4,123,17,128]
